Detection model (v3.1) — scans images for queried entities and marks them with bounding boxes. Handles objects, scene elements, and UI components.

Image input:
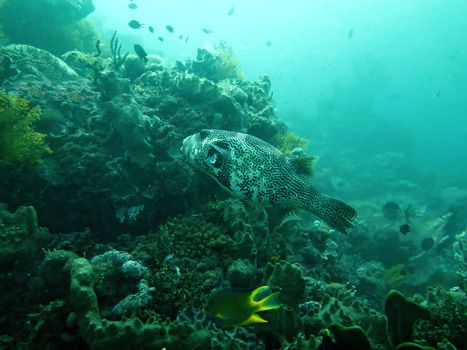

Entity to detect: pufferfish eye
[207,147,222,168]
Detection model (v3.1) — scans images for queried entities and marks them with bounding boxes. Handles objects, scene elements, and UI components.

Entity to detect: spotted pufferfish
[181,129,357,233]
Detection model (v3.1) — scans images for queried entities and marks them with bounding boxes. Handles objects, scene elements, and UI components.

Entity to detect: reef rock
[0,45,79,84]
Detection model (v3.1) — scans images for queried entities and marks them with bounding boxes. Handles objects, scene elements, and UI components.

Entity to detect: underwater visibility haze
[0,0,466,349]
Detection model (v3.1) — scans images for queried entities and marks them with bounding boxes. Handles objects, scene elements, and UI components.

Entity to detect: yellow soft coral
[0,90,51,164]
[274,131,308,157]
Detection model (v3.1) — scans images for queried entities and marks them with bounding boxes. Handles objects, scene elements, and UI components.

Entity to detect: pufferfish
[181,129,357,233]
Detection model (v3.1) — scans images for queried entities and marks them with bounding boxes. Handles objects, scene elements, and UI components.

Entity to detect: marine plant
[110,31,129,70]
[191,42,243,82]
[0,90,50,164]
[273,131,308,157]
[214,41,243,81]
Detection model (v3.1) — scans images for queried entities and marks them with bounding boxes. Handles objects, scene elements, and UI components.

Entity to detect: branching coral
[0,90,50,164]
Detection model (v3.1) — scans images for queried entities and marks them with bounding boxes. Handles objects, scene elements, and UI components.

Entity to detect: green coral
[0,90,51,164]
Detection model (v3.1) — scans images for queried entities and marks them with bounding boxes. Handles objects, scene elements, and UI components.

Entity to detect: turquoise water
[92,0,467,182]
[0,1,466,349]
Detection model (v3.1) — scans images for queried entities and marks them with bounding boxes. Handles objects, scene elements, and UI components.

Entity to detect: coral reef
[0,42,284,237]
[412,286,466,350]
[0,204,52,343]
[0,25,464,349]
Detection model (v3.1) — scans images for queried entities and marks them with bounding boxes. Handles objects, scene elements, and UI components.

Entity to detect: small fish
[208,286,281,327]
[128,3,137,9]
[128,20,143,29]
[166,25,174,33]
[227,6,235,16]
[133,44,148,62]
[433,91,441,99]
[148,26,154,33]
[158,36,164,42]
[348,28,354,38]
[202,28,214,34]
[400,224,411,235]
[185,36,189,43]
[181,130,357,233]
[265,40,272,47]
[178,34,183,40]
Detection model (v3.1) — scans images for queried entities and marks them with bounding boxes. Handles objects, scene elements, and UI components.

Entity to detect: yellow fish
[208,285,281,327]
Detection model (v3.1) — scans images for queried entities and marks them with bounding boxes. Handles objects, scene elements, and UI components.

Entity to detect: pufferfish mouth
[180,134,198,159]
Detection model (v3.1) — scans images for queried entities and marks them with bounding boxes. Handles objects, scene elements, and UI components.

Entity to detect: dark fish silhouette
[128,20,143,29]
[400,224,411,235]
[148,26,154,33]
[133,44,148,62]
[128,3,137,9]
[166,25,174,33]
[202,28,214,34]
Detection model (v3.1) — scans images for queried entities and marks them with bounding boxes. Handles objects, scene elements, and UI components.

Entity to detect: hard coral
[0,90,51,164]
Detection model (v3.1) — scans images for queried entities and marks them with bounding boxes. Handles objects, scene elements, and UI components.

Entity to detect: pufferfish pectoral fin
[290,155,318,178]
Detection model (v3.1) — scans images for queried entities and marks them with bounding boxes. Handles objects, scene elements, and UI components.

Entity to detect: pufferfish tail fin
[306,187,357,234]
